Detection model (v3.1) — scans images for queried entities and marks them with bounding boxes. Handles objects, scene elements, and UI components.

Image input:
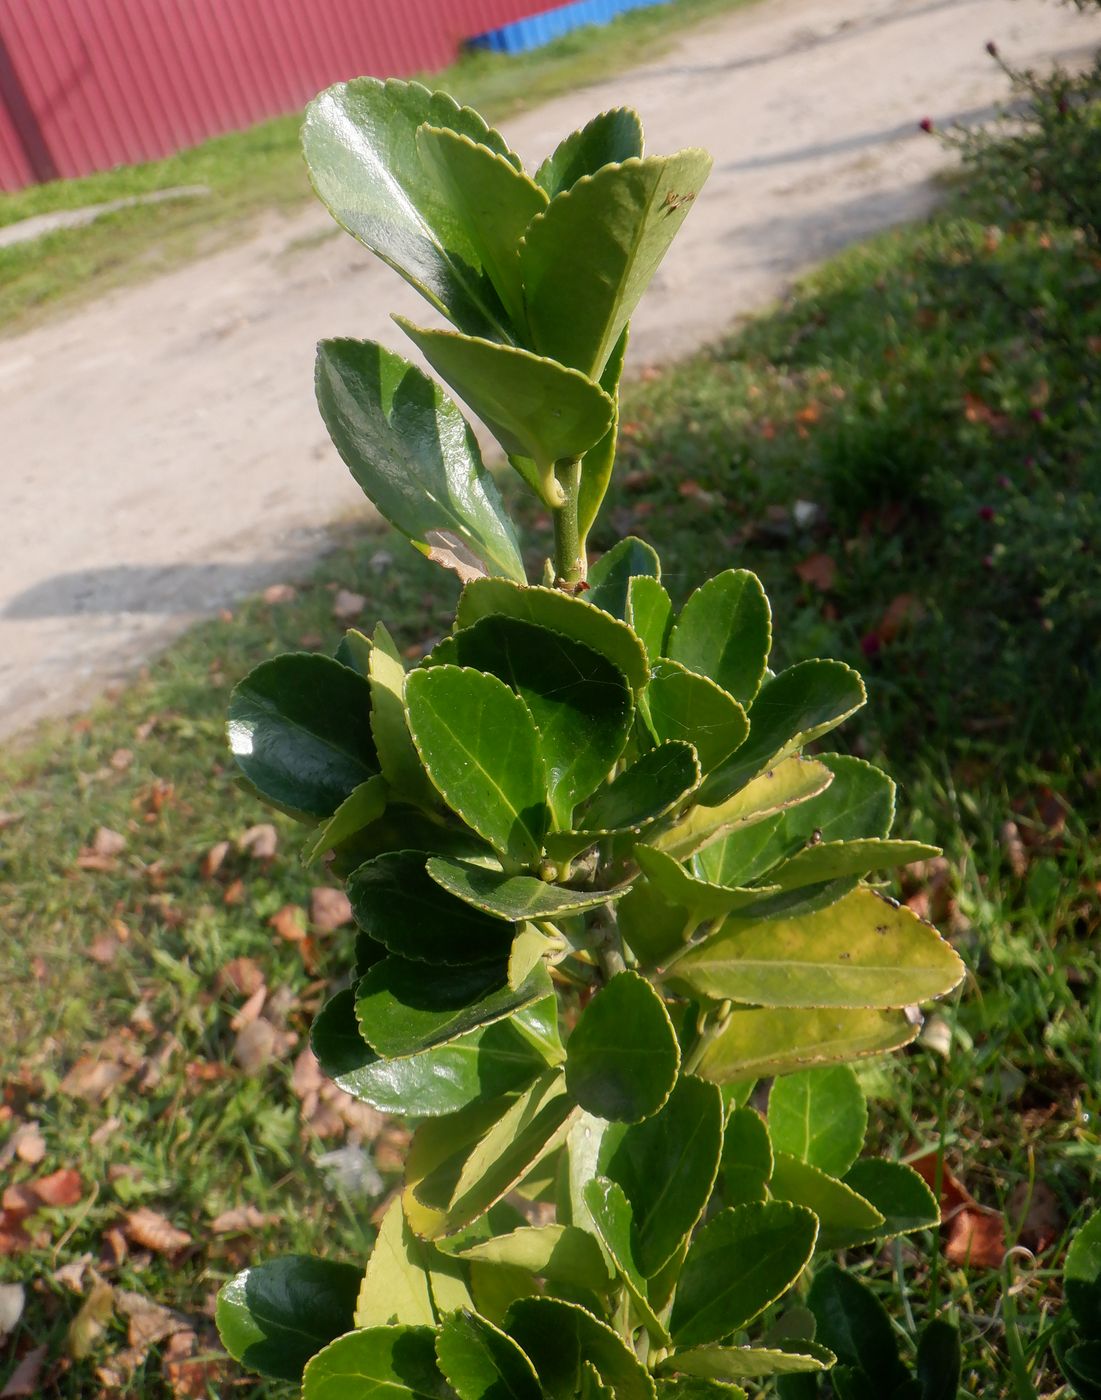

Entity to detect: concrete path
[2,0,1099,739]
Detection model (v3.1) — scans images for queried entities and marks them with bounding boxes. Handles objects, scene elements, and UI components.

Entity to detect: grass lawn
[0,0,746,336]
[2,163,1100,1397]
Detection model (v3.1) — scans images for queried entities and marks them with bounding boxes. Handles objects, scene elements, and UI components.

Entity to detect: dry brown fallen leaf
[31,1168,83,1208]
[239,822,278,860]
[269,904,307,943]
[233,1017,297,1074]
[910,1149,1007,1268]
[209,1205,272,1235]
[163,1327,231,1398]
[263,583,297,605]
[1009,1179,1065,1254]
[10,1122,45,1166]
[217,956,265,998]
[794,552,837,592]
[310,886,354,933]
[1000,819,1029,878]
[333,589,367,621]
[230,984,267,1031]
[199,839,231,880]
[0,811,23,831]
[0,1344,47,1397]
[124,1208,191,1256]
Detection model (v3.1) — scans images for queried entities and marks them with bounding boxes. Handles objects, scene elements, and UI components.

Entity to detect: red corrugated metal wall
[0,0,559,191]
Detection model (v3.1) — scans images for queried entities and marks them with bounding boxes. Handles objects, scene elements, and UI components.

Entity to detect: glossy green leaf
[405,666,549,866]
[302,1324,451,1400]
[601,1073,724,1275]
[504,1296,656,1400]
[216,1256,361,1382]
[508,924,553,989]
[368,622,439,806]
[699,660,866,806]
[628,576,674,664]
[653,757,834,861]
[695,1007,920,1083]
[659,1382,747,1400]
[227,653,378,819]
[356,956,549,1056]
[396,319,614,483]
[721,1106,773,1206]
[1063,1341,1101,1397]
[770,838,939,892]
[769,1152,884,1241]
[304,77,516,337]
[916,1320,961,1400]
[670,888,966,1009]
[580,742,701,833]
[445,615,634,827]
[1067,1207,1101,1337]
[587,537,661,620]
[839,1159,939,1243]
[768,1065,867,1178]
[417,125,547,328]
[668,570,771,706]
[336,627,373,677]
[670,1202,818,1346]
[406,1073,575,1238]
[356,1195,435,1328]
[583,1177,669,1341]
[521,150,713,378]
[658,1342,835,1380]
[428,856,632,921]
[616,878,695,968]
[566,971,680,1122]
[316,339,524,581]
[635,845,776,919]
[349,851,514,965]
[578,329,630,547]
[452,1225,614,1291]
[643,660,749,775]
[304,776,389,865]
[312,988,555,1117]
[535,107,645,197]
[457,580,649,691]
[435,1310,542,1400]
[807,1265,908,1392]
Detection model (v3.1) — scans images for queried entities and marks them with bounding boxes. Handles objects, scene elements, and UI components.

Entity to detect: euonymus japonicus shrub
[216,79,967,1399]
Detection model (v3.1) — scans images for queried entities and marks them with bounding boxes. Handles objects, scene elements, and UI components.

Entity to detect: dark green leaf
[505,1296,656,1400]
[670,1202,818,1346]
[580,742,700,833]
[312,988,555,1116]
[316,339,524,581]
[336,627,373,677]
[695,1007,919,1084]
[808,1266,908,1391]
[1067,1208,1101,1337]
[768,1065,867,1177]
[668,570,771,706]
[602,1073,723,1275]
[228,653,378,819]
[396,319,613,485]
[428,856,632,921]
[916,1320,961,1400]
[369,623,442,807]
[216,1256,361,1382]
[435,1310,542,1400]
[534,108,645,197]
[721,1106,773,1206]
[840,1160,939,1243]
[627,576,674,664]
[417,125,547,329]
[587,537,661,620]
[769,1152,884,1243]
[1065,1342,1101,1395]
[659,1382,747,1400]
[520,150,713,378]
[643,660,749,776]
[304,777,389,866]
[348,851,514,965]
[565,971,680,1122]
[302,1324,452,1400]
[446,615,634,827]
[356,957,549,1056]
[304,77,516,337]
[698,660,866,806]
[405,666,549,866]
[457,580,649,691]
[669,888,966,1009]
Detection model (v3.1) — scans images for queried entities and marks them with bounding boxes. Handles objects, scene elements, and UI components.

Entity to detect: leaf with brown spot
[124,1208,191,1256]
[31,1168,82,1208]
[310,886,353,933]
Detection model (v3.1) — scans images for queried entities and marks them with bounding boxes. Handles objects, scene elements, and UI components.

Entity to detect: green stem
[552,455,585,587]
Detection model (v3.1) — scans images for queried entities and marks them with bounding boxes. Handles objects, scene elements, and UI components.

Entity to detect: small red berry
[985,40,998,57]
[978,505,996,521]
[919,117,934,134]
[861,632,882,659]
